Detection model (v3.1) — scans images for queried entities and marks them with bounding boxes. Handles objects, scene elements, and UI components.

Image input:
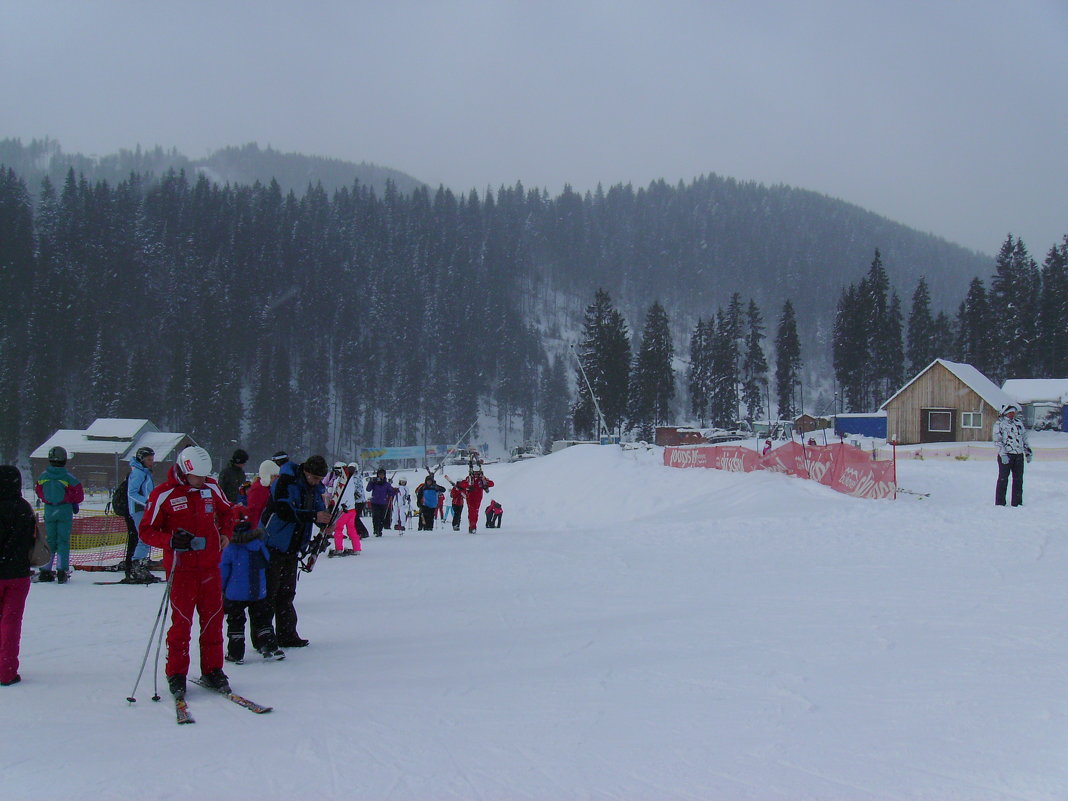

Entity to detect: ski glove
[1026,451,1033,464]
[170,529,206,551]
[999,453,1009,465]
[72,503,80,514]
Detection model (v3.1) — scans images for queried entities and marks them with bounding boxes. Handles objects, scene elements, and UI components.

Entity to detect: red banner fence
[664,441,897,500]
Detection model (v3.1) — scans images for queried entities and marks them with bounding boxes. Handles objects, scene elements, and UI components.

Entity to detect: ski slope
[6,443,1068,801]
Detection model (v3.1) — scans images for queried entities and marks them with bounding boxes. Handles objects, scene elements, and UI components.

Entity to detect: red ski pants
[466,491,484,530]
[0,577,30,684]
[166,567,224,678]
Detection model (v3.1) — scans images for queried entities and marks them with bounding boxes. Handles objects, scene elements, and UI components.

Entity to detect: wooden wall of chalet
[884,362,996,445]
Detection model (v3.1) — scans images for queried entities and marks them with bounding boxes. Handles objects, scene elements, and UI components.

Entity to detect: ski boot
[56,569,69,584]
[225,654,245,665]
[328,549,342,558]
[277,635,309,648]
[168,673,187,699]
[343,548,357,556]
[36,569,55,582]
[469,527,476,534]
[258,646,286,661]
[1,674,22,686]
[200,668,231,694]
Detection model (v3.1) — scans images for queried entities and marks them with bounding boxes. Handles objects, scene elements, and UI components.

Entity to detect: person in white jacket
[993,403,1032,506]
[390,478,412,531]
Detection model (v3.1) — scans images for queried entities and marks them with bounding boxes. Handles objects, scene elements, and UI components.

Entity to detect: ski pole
[149,574,174,701]
[126,561,176,704]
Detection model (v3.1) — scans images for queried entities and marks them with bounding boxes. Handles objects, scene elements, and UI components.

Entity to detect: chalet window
[927,410,953,433]
[961,411,983,429]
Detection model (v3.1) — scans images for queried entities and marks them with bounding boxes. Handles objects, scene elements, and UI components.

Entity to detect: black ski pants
[265,548,301,642]
[419,505,436,531]
[485,510,502,528]
[451,504,463,530]
[995,453,1025,506]
[122,514,138,573]
[225,598,277,660]
[371,503,389,536]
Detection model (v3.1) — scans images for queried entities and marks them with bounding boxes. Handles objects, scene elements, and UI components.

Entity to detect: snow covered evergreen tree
[990,234,1040,381]
[572,289,631,437]
[775,300,802,419]
[627,301,675,440]
[906,277,936,373]
[741,300,769,422]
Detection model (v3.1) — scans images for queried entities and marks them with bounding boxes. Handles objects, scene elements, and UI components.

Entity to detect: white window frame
[927,410,953,433]
[960,411,983,429]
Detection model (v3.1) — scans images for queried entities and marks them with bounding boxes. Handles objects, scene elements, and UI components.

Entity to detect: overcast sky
[2,1,1065,256]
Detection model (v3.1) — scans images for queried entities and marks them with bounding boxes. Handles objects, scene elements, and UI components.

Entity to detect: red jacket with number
[139,465,237,572]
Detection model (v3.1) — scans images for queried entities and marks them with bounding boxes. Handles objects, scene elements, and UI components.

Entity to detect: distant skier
[366,468,397,537]
[761,439,773,456]
[391,478,412,531]
[34,446,84,584]
[447,480,465,531]
[415,473,445,531]
[335,464,369,539]
[456,466,494,533]
[993,403,1032,506]
[484,499,503,529]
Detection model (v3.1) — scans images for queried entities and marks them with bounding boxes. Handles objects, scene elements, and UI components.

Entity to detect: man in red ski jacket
[456,466,494,534]
[139,446,240,700]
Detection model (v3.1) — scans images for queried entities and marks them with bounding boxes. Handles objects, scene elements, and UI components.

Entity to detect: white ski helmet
[178,446,212,477]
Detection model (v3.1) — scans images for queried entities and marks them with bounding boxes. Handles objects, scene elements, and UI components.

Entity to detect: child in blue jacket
[221,524,283,663]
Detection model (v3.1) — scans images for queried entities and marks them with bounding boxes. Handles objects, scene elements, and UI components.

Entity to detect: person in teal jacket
[34,446,84,583]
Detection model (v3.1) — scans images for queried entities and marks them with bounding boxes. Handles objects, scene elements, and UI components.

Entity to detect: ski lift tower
[569,343,616,445]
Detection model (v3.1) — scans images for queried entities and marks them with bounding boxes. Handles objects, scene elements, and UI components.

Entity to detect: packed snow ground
[6,444,1068,801]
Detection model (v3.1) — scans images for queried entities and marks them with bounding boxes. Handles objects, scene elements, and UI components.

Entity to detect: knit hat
[231,448,249,465]
[0,464,21,499]
[258,459,280,485]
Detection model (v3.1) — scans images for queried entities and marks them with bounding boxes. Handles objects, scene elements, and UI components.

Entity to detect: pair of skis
[173,679,272,724]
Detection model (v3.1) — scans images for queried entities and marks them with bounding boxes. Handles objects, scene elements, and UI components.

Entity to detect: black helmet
[272,450,289,465]
[48,446,68,464]
[135,446,155,461]
[376,467,387,476]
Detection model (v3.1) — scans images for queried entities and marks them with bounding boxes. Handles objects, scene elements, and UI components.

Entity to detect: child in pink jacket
[329,505,363,557]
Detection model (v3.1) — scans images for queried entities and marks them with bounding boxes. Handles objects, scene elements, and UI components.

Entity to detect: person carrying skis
[449,483,465,531]
[221,523,283,663]
[139,446,240,699]
[263,455,331,647]
[126,446,159,583]
[415,473,445,531]
[34,446,84,583]
[365,468,397,537]
[484,499,503,529]
[0,465,36,686]
[993,403,1032,506]
[391,478,412,531]
[335,463,369,540]
[456,465,494,533]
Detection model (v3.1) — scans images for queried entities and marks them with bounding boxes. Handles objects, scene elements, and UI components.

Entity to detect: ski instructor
[139,446,240,700]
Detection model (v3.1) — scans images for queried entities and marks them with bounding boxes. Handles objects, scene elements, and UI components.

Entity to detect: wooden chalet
[880,359,1014,445]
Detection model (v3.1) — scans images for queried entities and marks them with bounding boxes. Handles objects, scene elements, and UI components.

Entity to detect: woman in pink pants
[329,506,364,557]
[0,465,36,686]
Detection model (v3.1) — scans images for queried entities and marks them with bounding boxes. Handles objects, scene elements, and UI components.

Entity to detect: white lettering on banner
[715,453,746,472]
[667,448,708,468]
[807,460,830,482]
[839,467,861,490]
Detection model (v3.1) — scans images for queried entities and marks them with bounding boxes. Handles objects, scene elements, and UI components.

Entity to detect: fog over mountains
[0,137,997,460]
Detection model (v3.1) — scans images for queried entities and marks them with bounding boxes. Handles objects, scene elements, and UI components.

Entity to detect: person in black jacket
[0,465,36,686]
[218,448,249,503]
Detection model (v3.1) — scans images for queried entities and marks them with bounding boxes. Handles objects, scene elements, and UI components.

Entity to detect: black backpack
[111,475,130,518]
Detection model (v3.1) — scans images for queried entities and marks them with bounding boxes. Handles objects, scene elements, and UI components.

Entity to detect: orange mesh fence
[36,511,163,569]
